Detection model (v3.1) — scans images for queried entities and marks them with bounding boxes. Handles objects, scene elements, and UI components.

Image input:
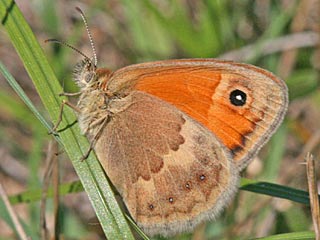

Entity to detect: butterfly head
[73,58,98,89]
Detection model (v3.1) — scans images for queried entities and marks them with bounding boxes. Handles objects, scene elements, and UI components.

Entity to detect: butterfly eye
[229,89,247,106]
[85,72,94,83]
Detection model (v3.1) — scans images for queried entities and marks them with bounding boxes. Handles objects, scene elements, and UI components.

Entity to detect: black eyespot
[229,89,247,106]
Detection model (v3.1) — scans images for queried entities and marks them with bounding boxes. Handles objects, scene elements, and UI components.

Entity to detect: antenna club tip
[44,39,58,43]
[44,38,61,43]
[75,7,84,14]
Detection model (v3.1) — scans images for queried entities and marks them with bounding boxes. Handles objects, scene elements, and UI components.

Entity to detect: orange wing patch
[134,68,221,129]
[133,68,260,162]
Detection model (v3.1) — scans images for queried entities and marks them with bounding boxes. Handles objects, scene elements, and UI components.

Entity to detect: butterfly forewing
[107,59,288,170]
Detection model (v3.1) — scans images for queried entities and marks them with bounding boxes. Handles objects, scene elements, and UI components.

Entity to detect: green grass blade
[8,181,83,205]
[256,231,315,240]
[0,1,134,239]
[240,178,316,205]
[0,61,53,135]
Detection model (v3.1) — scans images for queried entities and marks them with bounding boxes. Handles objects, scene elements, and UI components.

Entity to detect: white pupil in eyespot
[235,95,243,101]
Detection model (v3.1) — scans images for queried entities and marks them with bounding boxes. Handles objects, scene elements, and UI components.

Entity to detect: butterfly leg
[50,100,81,135]
[59,91,82,97]
[80,115,110,161]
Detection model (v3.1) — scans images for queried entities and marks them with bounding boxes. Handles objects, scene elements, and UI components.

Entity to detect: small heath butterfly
[51,8,288,237]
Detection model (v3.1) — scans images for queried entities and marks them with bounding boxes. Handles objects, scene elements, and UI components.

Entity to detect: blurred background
[0,0,319,239]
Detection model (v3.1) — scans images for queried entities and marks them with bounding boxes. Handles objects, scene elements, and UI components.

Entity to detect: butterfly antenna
[75,7,98,67]
[45,39,91,62]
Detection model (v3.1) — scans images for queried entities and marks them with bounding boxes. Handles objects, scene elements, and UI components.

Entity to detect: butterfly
[50,7,288,237]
